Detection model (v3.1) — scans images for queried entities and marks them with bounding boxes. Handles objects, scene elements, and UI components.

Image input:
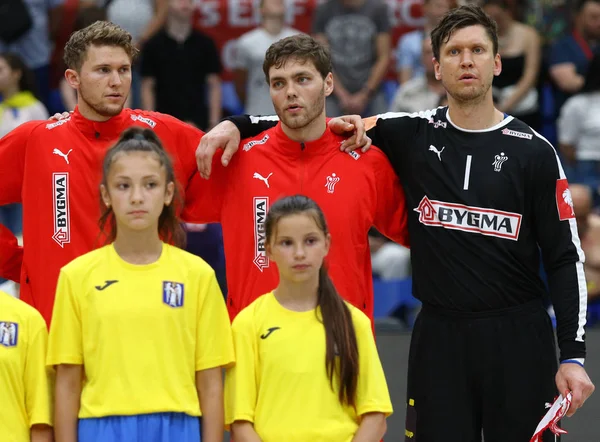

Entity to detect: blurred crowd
[1,0,600,323]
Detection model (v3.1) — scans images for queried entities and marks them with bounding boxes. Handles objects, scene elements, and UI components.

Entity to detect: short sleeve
[549,39,573,67]
[234,37,251,70]
[203,36,222,75]
[224,309,258,426]
[195,269,234,371]
[46,270,83,366]
[353,309,393,417]
[24,313,53,427]
[373,2,391,33]
[140,37,159,78]
[312,4,329,35]
[557,96,582,145]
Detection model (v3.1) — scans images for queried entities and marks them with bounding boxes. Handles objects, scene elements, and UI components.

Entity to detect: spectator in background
[484,0,542,130]
[141,0,222,130]
[395,0,450,86]
[313,0,391,117]
[368,228,410,281]
[0,53,48,240]
[234,0,301,115]
[558,53,600,192]
[105,0,168,109]
[0,0,65,108]
[571,184,600,302]
[390,37,445,113]
[549,0,600,114]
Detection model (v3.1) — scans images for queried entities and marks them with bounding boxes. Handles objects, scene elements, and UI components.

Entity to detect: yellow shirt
[225,292,392,442]
[0,291,52,442]
[47,243,234,418]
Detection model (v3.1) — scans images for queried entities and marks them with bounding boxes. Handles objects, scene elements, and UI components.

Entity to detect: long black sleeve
[224,114,279,139]
[531,141,587,361]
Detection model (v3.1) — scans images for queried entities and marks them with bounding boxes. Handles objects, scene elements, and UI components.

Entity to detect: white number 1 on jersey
[463,155,472,190]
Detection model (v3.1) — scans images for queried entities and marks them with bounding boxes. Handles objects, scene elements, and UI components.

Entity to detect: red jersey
[183,123,409,321]
[0,108,203,326]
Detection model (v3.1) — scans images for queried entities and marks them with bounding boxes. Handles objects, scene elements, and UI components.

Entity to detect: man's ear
[65,69,80,90]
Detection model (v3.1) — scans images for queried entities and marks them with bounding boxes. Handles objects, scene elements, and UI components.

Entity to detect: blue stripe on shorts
[78,412,201,442]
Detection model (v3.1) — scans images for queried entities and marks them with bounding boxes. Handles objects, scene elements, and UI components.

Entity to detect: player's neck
[447,94,505,130]
[166,18,192,43]
[281,112,327,143]
[262,18,284,35]
[76,99,113,122]
[274,279,319,312]
[113,229,163,265]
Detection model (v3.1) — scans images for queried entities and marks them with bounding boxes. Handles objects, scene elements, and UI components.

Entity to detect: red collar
[70,106,129,140]
[270,122,342,158]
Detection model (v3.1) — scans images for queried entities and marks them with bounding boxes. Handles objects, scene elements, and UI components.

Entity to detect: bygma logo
[53,173,71,247]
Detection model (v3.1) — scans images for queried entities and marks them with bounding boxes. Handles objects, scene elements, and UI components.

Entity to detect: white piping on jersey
[376,107,441,122]
[532,128,588,344]
[250,115,280,124]
[445,108,514,133]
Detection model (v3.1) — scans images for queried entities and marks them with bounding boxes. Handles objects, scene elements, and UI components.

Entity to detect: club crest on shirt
[163,282,185,308]
[0,322,18,347]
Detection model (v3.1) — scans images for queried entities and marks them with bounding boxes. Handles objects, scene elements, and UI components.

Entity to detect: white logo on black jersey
[429,145,445,161]
[428,118,447,128]
[501,127,532,140]
[414,196,522,241]
[493,152,508,172]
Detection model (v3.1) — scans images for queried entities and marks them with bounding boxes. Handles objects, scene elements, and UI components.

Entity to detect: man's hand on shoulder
[195,120,241,179]
[49,111,72,121]
[556,362,595,416]
[327,115,371,153]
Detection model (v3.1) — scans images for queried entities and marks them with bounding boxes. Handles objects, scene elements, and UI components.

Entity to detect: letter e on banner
[556,179,575,221]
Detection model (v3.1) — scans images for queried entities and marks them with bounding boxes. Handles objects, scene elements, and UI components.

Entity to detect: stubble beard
[277,87,326,130]
[444,76,493,106]
[79,83,126,118]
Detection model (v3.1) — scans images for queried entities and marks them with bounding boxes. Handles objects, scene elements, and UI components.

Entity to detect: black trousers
[405,299,559,442]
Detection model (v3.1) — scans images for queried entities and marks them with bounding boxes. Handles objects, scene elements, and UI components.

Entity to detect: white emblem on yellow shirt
[0,322,18,347]
[163,282,184,307]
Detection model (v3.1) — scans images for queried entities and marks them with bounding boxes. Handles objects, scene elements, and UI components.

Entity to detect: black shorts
[404,299,559,442]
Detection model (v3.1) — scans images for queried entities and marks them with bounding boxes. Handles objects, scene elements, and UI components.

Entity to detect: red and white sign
[193,0,425,80]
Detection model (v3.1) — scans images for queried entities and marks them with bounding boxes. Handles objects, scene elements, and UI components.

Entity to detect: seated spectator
[369,228,410,281]
[570,184,600,302]
[0,53,48,138]
[558,54,600,192]
[141,0,221,130]
[313,0,392,117]
[484,0,542,129]
[390,37,445,113]
[0,0,64,108]
[395,0,450,85]
[234,0,301,115]
[548,0,600,115]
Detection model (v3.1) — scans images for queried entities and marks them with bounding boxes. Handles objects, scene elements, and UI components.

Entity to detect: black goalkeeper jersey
[230,106,587,361]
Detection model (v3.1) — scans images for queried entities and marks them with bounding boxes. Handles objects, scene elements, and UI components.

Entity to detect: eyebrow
[92,63,130,69]
[270,71,313,82]
[114,174,160,179]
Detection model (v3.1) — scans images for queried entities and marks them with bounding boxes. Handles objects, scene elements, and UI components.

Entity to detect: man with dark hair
[549,0,600,113]
[198,4,595,441]
[183,33,409,322]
